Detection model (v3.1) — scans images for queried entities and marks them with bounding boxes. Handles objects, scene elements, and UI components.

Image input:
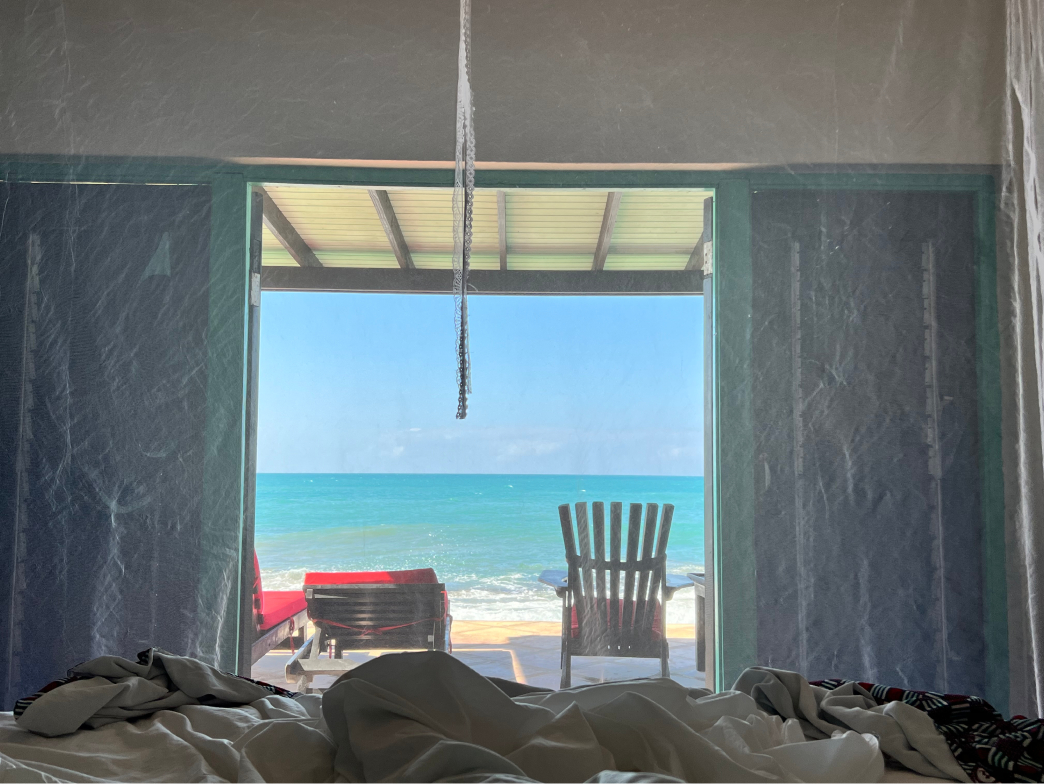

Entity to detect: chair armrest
[538,569,569,599]
[686,571,706,598]
[664,573,695,601]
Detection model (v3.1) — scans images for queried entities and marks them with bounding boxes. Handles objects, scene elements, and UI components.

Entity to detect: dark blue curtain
[0,182,219,709]
[750,190,985,696]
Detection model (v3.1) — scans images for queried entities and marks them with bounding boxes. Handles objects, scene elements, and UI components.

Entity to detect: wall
[0,0,1004,166]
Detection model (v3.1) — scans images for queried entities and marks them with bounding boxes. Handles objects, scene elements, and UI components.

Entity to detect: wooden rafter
[685,196,714,272]
[497,190,508,271]
[261,267,703,295]
[685,242,703,271]
[258,187,322,268]
[368,189,415,270]
[592,191,622,271]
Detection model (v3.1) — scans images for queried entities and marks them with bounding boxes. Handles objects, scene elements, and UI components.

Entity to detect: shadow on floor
[252,621,705,693]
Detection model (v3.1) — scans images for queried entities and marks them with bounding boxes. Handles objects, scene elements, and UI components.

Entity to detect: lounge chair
[251,553,308,664]
[285,568,452,691]
[539,502,693,688]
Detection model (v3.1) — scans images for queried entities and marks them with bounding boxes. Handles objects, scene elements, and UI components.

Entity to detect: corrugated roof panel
[610,189,712,254]
[264,186,390,252]
[389,189,499,255]
[505,190,606,255]
[260,184,714,273]
[315,251,399,268]
[413,252,500,271]
[507,254,594,271]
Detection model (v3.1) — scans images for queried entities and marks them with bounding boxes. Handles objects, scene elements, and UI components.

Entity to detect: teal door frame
[0,160,1005,710]
[0,160,253,673]
[722,172,1006,715]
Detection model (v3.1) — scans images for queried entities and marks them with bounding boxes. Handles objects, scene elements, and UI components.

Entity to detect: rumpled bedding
[0,649,992,783]
[810,677,1044,783]
[322,652,884,782]
[0,696,334,782]
[12,648,300,737]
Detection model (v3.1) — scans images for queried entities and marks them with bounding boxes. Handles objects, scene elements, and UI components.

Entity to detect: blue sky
[257,293,703,475]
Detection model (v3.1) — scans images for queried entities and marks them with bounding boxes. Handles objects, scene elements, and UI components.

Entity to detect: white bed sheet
[0,696,335,783]
[0,652,968,784]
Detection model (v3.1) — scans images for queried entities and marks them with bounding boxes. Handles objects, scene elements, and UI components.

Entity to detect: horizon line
[256,471,703,478]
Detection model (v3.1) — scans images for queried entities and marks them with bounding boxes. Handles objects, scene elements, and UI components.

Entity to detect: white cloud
[497,439,564,460]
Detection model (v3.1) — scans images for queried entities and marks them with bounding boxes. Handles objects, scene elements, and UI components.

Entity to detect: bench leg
[309,628,324,661]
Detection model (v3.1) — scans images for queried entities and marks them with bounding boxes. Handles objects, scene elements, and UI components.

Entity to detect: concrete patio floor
[252,621,705,692]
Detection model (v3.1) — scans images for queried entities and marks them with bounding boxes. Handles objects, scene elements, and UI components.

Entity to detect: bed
[0,708,949,783]
[0,650,995,783]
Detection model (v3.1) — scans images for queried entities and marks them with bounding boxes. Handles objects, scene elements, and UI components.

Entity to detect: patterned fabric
[813,679,1044,782]
[12,675,92,719]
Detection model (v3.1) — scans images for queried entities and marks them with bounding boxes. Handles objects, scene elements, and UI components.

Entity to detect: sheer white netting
[452,0,475,420]
[1003,0,1044,718]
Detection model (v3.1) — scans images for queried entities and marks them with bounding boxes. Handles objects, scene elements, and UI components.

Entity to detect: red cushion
[258,590,307,631]
[570,599,662,641]
[304,568,438,586]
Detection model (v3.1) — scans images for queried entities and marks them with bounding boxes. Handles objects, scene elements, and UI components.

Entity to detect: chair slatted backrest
[559,501,674,654]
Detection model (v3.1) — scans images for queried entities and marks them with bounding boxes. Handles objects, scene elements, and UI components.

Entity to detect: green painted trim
[749,172,995,192]
[474,170,722,190]
[0,160,226,184]
[200,173,251,671]
[714,178,757,690]
[0,159,723,190]
[251,167,724,189]
[975,182,1009,716]
[0,156,993,193]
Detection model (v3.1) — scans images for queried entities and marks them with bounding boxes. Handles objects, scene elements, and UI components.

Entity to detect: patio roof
[259,184,712,295]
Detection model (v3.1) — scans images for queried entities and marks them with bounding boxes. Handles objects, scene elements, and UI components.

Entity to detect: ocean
[255,474,704,625]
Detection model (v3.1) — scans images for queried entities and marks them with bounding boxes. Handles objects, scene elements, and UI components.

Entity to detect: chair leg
[696,594,706,673]
[560,596,571,688]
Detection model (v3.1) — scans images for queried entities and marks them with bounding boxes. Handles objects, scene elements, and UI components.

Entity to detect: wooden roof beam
[262,267,703,295]
[686,196,715,272]
[497,190,508,271]
[368,189,415,270]
[591,191,622,271]
[258,187,322,268]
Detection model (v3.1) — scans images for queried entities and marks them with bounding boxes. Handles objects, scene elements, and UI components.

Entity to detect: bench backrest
[305,580,449,651]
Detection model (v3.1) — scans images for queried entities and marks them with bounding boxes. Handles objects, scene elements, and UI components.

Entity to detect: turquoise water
[255,474,704,623]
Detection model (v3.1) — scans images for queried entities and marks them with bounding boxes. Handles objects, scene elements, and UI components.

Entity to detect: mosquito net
[0,0,1041,722]
[1001,0,1044,719]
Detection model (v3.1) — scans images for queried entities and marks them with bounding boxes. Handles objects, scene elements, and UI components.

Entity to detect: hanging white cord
[452,0,475,419]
